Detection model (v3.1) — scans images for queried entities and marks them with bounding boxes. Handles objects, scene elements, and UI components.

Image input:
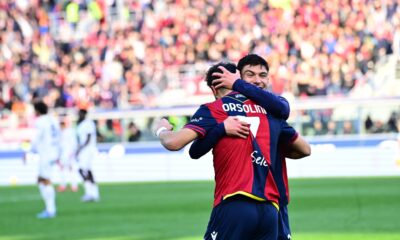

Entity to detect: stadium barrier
[0,134,399,186]
[0,97,399,186]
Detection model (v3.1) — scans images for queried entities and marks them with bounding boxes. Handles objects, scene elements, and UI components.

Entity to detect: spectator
[313,119,327,136]
[342,120,355,135]
[365,115,374,133]
[127,121,141,142]
[0,0,397,112]
[0,0,399,138]
[326,120,338,135]
[387,112,398,133]
[371,120,386,134]
[97,119,117,142]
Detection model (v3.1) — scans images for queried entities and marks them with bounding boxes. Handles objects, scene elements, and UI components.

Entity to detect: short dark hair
[33,101,48,115]
[78,109,87,117]
[205,62,237,87]
[237,54,269,73]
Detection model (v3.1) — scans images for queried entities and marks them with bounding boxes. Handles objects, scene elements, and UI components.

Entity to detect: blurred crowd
[0,0,400,140]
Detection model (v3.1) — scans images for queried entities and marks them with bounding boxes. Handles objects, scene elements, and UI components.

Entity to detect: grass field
[0,177,399,240]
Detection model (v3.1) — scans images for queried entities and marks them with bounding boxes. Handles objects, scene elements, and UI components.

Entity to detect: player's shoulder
[78,119,96,131]
[222,91,247,101]
[35,115,50,126]
[79,119,94,126]
[266,114,291,127]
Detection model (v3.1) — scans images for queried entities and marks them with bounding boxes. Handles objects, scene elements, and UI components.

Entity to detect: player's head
[205,61,237,98]
[77,108,87,124]
[60,119,66,128]
[237,54,269,89]
[60,116,71,129]
[33,101,48,116]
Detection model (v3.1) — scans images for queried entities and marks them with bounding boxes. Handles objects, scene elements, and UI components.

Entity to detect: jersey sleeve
[184,104,218,138]
[52,118,62,158]
[189,122,226,159]
[233,79,290,119]
[31,120,43,153]
[78,122,89,145]
[279,120,299,145]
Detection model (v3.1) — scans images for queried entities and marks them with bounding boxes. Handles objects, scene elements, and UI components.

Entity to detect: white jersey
[77,119,97,149]
[31,114,61,162]
[76,119,97,168]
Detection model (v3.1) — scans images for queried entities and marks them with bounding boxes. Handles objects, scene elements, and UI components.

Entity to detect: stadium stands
[0,0,399,143]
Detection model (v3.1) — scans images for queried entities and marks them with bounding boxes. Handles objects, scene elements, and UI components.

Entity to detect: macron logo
[190,117,203,123]
[211,231,218,240]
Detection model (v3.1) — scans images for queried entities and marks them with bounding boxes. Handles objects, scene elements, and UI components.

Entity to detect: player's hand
[152,118,173,136]
[212,66,241,90]
[224,116,250,139]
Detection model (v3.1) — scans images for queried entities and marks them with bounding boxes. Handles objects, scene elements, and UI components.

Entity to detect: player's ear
[211,85,218,99]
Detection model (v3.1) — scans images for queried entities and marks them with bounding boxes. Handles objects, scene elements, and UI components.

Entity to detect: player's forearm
[189,123,225,159]
[285,150,309,159]
[159,128,198,151]
[285,135,311,159]
[233,79,290,119]
[77,135,91,152]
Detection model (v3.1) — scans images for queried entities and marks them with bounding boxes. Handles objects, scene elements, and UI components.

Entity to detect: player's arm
[284,134,311,159]
[53,121,62,161]
[189,116,250,159]
[153,118,199,151]
[24,125,41,163]
[280,121,311,159]
[232,79,290,119]
[212,67,290,119]
[76,133,91,156]
[29,121,44,156]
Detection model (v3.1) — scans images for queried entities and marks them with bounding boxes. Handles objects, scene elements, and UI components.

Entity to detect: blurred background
[0,0,400,239]
[1,0,399,180]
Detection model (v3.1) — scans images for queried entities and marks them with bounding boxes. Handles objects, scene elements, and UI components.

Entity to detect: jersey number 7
[236,116,260,137]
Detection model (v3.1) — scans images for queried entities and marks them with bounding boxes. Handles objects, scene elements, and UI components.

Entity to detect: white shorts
[38,159,56,180]
[77,148,96,171]
[60,152,77,167]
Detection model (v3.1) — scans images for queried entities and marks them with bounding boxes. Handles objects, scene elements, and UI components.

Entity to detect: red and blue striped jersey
[184,91,297,207]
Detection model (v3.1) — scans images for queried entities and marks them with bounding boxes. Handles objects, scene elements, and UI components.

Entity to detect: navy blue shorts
[204,195,278,240]
[278,205,292,240]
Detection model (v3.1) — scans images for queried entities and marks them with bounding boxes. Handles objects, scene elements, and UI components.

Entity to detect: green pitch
[0,177,399,240]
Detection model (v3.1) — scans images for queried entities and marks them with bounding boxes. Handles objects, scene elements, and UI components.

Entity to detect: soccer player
[397,119,400,164]
[26,101,61,219]
[190,54,310,240]
[153,62,309,239]
[57,117,79,192]
[76,109,100,202]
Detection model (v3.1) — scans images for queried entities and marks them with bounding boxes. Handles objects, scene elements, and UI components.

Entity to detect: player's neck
[215,88,232,99]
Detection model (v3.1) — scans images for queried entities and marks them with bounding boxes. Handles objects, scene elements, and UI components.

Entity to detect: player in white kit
[397,120,400,165]
[76,109,100,202]
[27,101,61,219]
[57,117,79,192]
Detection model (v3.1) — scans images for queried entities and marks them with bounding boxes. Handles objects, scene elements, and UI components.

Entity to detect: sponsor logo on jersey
[222,103,266,114]
[251,150,269,167]
[190,117,203,123]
